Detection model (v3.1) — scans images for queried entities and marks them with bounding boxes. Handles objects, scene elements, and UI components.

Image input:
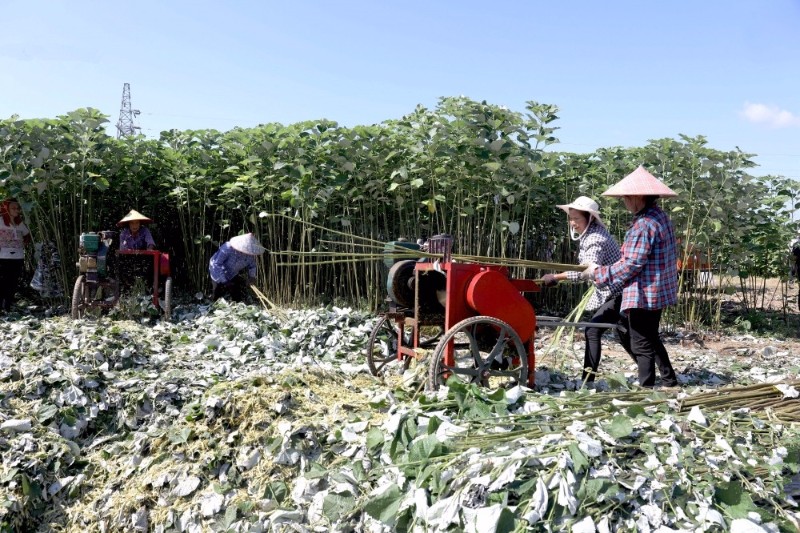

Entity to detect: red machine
[367,237,541,390]
[117,249,173,311]
[71,232,173,320]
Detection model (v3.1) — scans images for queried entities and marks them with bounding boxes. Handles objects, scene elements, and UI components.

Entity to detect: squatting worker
[0,198,31,311]
[118,209,156,251]
[540,196,622,384]
[209,233,265,301]
[581,166,680,389]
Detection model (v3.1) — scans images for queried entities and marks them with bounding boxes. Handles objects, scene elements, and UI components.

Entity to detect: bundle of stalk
[539,285,595,370]
[678,380,800,423]
[250,283,289,320]
[266,213,585,273]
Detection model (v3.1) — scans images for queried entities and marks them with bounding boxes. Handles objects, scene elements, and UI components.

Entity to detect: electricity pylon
[115,83,141,138]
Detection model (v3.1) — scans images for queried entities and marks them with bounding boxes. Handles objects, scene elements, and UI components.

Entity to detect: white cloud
[740,102,800,128]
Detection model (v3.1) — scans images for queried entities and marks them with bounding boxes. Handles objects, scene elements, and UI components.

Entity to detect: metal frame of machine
[71,231,173,321]
[367,237,542,390]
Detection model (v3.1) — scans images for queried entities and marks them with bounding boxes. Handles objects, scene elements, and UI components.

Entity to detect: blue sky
[2,0,799,179]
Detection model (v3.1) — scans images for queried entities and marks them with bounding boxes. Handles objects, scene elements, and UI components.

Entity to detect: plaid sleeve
[595,220,652,289]
[566,227,620,281]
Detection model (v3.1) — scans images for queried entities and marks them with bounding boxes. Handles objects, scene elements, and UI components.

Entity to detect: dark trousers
[0,259,24,311]
[212,276,249,302]
[617,308,678,388]
[582,295,622,382]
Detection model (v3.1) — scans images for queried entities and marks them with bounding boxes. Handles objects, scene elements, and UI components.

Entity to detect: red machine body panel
[466,270,536,343]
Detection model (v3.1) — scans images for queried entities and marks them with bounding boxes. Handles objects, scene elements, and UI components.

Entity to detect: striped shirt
[594,204,678,312]
[209,242,257,284]
[565,221,622,311]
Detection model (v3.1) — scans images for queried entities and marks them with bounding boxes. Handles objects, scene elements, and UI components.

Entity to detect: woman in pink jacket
[0,198,31,311]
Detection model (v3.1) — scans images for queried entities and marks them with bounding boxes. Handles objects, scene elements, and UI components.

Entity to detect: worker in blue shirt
[208,233,265,301]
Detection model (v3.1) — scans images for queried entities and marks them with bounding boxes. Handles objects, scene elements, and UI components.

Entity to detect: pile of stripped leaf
[1,301,799,532]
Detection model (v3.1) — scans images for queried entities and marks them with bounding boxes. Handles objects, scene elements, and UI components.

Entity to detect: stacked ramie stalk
[679,380,800,422]
[268,214,585,273]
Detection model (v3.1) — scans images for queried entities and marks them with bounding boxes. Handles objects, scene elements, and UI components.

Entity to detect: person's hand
[580,262,598,281]
[541,274,558,287]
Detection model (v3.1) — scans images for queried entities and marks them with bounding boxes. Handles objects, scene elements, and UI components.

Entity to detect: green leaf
[389,416,417,459]
[608,415,633,438]
[625,404,647,418]
[388,182,400,192]
[364,483,404,526]
[366,428,385,452]
[568,443,589,473]
[264,481,288,502]
[305,462,328,479]
[223,504,238,527]
[496,506,517,532]
[408,434,448,464]
[426,416,442,435]
[322,491,356,522]
[36,403,58,423]
[21,474,42,499]
[715,480,758,518]
[168,427,193,444]
[410,178,424,189]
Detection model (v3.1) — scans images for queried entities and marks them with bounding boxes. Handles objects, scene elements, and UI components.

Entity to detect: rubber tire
[71,275,85,319]
[367,315,402,376]
[163,277,173,322]
[427,315,527,391]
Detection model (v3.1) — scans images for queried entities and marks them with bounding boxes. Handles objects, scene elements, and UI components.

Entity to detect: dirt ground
[535,276,800,390]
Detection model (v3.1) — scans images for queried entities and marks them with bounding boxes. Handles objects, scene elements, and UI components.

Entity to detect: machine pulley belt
[536,316,619,329]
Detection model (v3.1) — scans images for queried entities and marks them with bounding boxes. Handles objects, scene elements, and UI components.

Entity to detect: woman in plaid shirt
[540,196,621,384]
[583,167,680,389]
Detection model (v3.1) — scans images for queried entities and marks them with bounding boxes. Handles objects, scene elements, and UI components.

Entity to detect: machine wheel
[366,315,409,376]
[71,276,85,319]
[163,277,173,322]
[427,316,528,391]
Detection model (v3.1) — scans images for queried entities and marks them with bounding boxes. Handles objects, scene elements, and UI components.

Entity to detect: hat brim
[230,243,265,255]
[229,234,266,255]
[556,203,605,227]
[601,166,678,197]
[117,209,153,227]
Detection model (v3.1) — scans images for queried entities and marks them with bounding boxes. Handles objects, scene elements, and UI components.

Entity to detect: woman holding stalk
[209,233,265,302]
[581,166,680,389]
[541,196,622,384]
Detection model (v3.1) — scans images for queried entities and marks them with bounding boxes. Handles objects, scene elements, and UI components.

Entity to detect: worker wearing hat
[116,209,157,292]
[541,195,622,384]
[117,209,156,251]
[208,233,266,301]
[581,166,680,389]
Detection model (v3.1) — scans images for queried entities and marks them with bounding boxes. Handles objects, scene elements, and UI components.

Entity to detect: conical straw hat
[556,196,605,227]
[117,209,153,227]
[229,233,265,255]
[601,166,677,198]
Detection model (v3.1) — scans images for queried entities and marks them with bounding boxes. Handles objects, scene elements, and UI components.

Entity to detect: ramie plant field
[1,97,799,328]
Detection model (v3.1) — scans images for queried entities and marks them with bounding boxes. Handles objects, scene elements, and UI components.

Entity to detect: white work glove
[580,262,598,281]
